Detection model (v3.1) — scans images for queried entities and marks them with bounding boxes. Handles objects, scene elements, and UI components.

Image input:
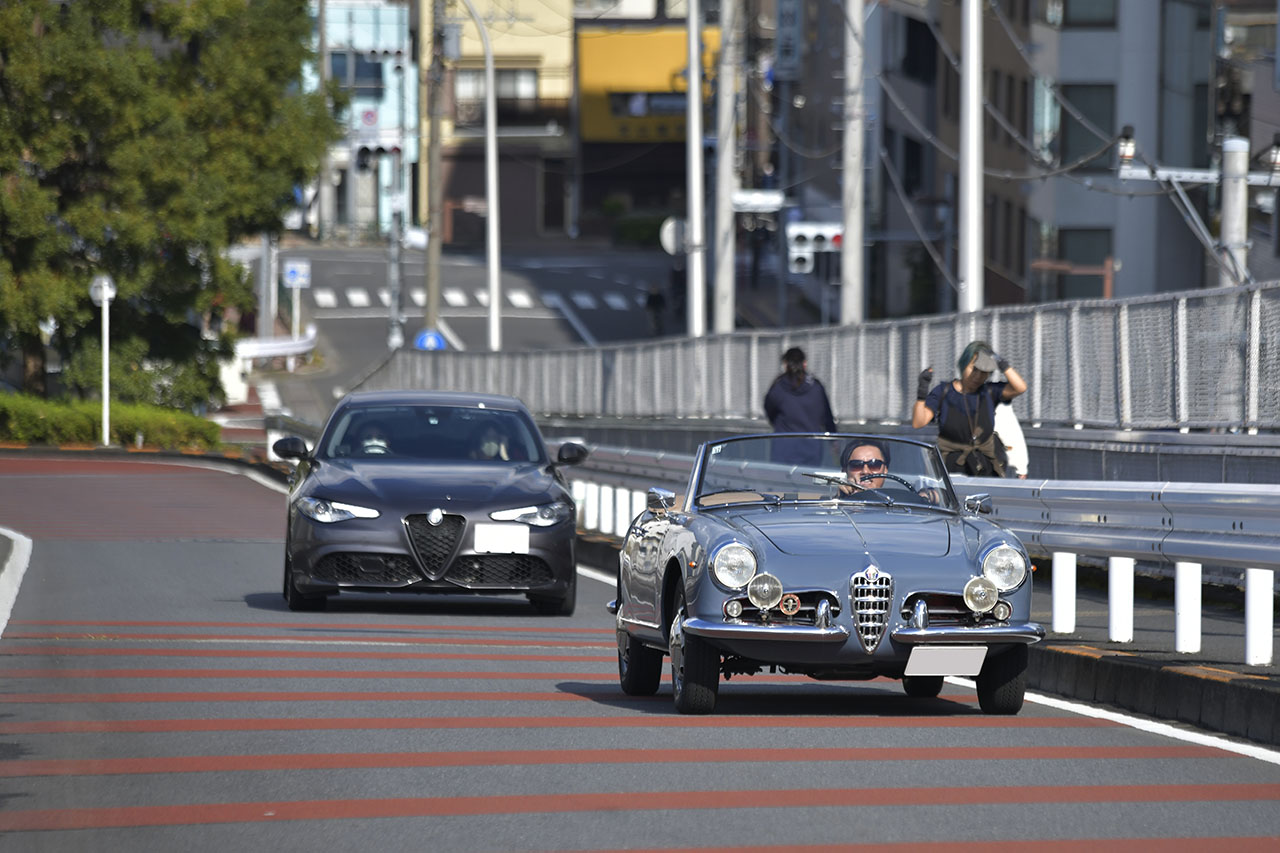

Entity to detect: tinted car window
[322,405,544,463]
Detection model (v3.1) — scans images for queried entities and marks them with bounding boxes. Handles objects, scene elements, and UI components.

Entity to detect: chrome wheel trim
[669,608,687,698]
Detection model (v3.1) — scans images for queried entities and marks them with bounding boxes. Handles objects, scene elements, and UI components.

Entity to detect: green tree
[0,0,340,401]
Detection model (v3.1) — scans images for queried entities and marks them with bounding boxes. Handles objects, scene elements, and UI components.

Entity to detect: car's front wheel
[902,675,944,698]
[617,605,663,696]
[976,645,1028,715]
[669,587,719,714]
[283,556,326,612]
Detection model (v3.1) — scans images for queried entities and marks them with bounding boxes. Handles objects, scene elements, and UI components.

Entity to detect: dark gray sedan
[273,391,587,614]
[610,433,1043,714]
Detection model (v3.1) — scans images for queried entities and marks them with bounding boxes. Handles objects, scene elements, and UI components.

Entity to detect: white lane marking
[577,565,615,587]
[948,677,1280,766]
[587,271,605,280]
[541,293,597,347]
[377,289,391,307]
[0,526,34,637]
[603,293,630,311]
[508,290,534,309]
[409,289,426,307]
[443,288,468,307]
[313,288,338,309]
[571,292,598,310]
[474,290,490,307]
[345,288,370,308]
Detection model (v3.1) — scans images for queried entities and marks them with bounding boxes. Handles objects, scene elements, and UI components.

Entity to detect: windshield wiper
[800,472,896,506]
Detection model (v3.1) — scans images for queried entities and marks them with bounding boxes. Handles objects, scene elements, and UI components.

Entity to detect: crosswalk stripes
[311,286,641,313]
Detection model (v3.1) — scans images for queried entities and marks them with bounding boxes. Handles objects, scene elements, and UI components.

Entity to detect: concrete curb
[576,534,1279,748]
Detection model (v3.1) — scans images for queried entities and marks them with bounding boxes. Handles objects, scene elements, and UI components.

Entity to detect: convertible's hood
[740,507,952,558]
[308,460,559,510]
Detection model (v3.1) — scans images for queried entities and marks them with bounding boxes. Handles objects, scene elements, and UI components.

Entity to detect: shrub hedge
[0,394,222,450]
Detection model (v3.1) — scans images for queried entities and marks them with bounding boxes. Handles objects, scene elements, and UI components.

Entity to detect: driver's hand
[917,488,942,505]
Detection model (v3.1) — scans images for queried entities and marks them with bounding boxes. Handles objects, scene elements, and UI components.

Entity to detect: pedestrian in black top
[911,340,1027,476]
[764,347,837,465]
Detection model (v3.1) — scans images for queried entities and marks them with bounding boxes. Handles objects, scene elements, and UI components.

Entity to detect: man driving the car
[356,421,392,455]
[838,440,888,495]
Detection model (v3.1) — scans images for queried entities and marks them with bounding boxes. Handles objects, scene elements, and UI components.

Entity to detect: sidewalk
[577,536,1279,746]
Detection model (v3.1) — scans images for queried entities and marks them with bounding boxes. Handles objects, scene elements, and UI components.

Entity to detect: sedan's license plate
[472,523,530,555]
[904,645,987,676]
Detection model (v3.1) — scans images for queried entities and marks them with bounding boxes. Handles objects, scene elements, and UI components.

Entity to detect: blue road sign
[414,328,447,351]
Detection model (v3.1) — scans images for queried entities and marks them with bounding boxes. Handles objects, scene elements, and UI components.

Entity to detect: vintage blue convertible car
[609,433,1044,715]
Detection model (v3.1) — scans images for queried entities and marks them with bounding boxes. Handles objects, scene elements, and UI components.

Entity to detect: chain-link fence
[356,281,1280,431]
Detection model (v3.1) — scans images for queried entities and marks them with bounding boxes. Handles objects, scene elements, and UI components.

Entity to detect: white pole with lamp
[89,274,116,447]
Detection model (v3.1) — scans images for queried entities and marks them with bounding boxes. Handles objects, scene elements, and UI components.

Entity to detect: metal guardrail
[565,444,1277,665]
[235,324,318,360]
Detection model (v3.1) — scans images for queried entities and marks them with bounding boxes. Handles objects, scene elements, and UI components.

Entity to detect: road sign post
[283,259,311,371]
[89,274,116,446]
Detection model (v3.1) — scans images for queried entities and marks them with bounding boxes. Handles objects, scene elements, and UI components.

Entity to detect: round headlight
[712,543,757,589]
[747,573,784,611]
[963,576,999,613]
[982,544,1029,591]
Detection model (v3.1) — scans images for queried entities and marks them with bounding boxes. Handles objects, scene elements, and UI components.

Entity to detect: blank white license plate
[472,523,530,555]
[904,645,987,676]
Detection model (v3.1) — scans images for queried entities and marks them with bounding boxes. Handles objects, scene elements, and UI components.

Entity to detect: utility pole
[424,0,445,334]
[685,0,706,338]
[317,0,332,241]
[958,0,984,313]
[840,0,864,326]
[712,0,739,334]
[1117,129,1271,288]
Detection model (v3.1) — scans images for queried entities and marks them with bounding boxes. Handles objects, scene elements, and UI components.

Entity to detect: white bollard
[571,480,587,528]
[1109,556,1135,643]
[615,488,633,536]
[1244,568,1274,666]
[1174,561,1202,654]
[599,485,615,536]
[583,482,600,532]
[1051,552,1077,634]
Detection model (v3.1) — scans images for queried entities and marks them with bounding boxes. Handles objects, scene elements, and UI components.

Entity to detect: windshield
[694,434,958,511]
[321,405,544,463]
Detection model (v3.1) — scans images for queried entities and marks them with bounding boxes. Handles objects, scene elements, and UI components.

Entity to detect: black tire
[976,645,1028,715]
[530,571,577,616]
[617,605,663,696]
[902,675,944,698]
[283,557,326,612]
[670,586,719,714]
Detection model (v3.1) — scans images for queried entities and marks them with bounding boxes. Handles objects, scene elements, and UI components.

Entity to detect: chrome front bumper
[682,617,850,643]
[891,621,1045,645]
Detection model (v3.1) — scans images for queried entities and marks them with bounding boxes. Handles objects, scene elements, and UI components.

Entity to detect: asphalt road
[2,456,1279,850]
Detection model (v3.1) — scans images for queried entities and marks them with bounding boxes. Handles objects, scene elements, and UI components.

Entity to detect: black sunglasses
[846,458,886,471]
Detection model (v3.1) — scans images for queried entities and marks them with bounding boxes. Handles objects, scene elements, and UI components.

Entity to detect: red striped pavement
[1,784,1277,832]
[0,745,1226,778]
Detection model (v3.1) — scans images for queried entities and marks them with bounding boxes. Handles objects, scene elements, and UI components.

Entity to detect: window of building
[330,52,384,97]
[988,70,1001,141]
[1062,0,1116,27]
[455,68,538,122]
[1059,83,1114,169]
[1059,228,1112,299]
[901,17,936,85]
[902,137,923,196]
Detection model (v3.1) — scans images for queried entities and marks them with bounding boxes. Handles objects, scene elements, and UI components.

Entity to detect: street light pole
[89,274,116,447]
[457,0,502,351]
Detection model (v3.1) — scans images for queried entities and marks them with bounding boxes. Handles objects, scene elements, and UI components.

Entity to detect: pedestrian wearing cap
[911,340,1027,477]
[764,347,837,465]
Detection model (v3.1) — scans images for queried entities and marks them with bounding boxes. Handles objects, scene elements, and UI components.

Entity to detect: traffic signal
[786,222,843,274]
[356,147,372,171]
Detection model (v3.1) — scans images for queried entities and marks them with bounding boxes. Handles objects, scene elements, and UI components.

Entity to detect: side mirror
[964,493,993,515]
[272,436,310,461]
[647,487,676,513]
[556,442,589,466]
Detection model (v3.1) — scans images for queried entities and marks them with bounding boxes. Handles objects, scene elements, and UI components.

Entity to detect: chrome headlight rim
[981,542,1029,591]
[296,496,380,523]
[489,499,574,527]
[710,541,757,590]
